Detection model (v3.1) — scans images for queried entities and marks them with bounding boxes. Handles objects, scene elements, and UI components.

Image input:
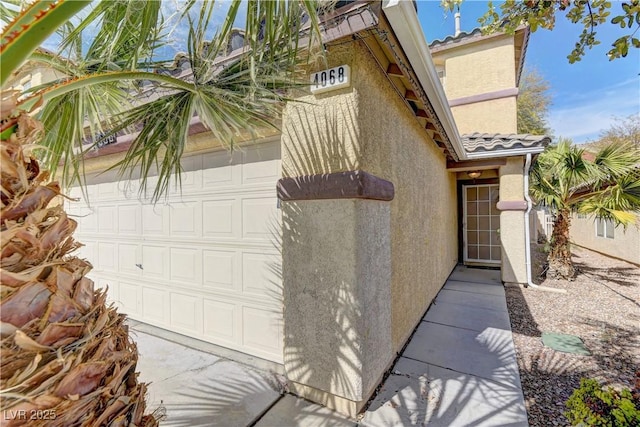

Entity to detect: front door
[463,184,501,265]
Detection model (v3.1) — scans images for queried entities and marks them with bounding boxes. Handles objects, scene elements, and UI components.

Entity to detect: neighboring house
[567,150,640,265]
[4,51,66,104]
[50,1,548,416]
[570,213,640,265]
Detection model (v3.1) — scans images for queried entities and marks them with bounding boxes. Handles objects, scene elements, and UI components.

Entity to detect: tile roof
[429,28,484,48]
[461,133,551,153]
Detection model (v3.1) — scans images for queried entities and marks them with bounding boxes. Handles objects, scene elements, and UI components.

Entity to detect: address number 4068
[310,65,350,94]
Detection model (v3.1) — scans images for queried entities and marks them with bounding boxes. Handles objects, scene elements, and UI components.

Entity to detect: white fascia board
[382,0,467,160]
[464,146,545,159]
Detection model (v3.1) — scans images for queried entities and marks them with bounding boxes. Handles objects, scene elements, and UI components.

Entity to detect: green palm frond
[7,0,326,202]
[592,141,640,182]
[0,0,91,86]
[59,0,164,70]
[532,138,640,226]
[110,91,196,201]
[37,80,131,188]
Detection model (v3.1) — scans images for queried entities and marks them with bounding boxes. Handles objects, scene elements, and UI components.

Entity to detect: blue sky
[416,0,640,143]
[32,0,638,143]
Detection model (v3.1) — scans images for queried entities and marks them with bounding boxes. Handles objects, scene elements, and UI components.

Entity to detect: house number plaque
[310,65,350,94]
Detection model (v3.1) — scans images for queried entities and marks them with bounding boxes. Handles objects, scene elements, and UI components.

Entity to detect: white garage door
[67,139,283,363]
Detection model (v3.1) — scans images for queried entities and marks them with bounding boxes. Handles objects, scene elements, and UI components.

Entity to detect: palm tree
[3,0,327,201]
[530,138,640,279]
[1,0,326,424]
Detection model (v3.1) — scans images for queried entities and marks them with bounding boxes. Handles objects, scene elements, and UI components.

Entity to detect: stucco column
[498,157,528,284]
[278,171,394,417]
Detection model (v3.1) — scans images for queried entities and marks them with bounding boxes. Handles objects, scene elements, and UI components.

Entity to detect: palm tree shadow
[573,261,640,288]
[160,367,283,427]
[261,100,372,420]
[361,323,528,426]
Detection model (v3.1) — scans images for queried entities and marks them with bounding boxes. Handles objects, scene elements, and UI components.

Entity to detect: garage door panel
[92,276,110,291]
[142,204,168,236]
[203,299,238,344]
[142,287,169,325]
[142,245,169,280]
[202,199,239,239]
[118,205,141,235]
[170,293,203,332]
[203,249,238,291]
[170,159,202,195]
[97,205,117,233]
[118,243,141,277]
[119,179,139,200]
[67,184,98,204]
[202,150,241,188]
[97,182,117,199]
[76,240,95,263]
[242,143,280,184]
[119,281,140,315]
[68,205,98,233]
[242,252,281,300]
[97,242,116,272]
[139,176,160,203]
[169,247,202,285]
[242,197,279,240]
[242,306,282,358]
[170,201,202,237]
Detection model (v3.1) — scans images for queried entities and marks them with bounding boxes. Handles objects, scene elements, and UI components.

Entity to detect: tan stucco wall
[432,34,518,135]
[282,199,392,416]
[570,215,640,265]
[433,35,516,99]
[499,157,528,283]
[451,97,518,134]
[283,41,458,352]
[354,48,459,353]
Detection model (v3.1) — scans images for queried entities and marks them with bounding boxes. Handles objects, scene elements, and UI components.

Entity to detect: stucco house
[569,212,640,265]
[56,0,549,416]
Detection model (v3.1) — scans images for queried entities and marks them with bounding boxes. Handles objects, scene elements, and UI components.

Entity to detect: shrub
[565,377,640,426]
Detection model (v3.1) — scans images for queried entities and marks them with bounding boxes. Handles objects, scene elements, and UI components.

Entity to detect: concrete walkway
[258,265,528,426]
[359,266,528,426]
[132,265,527,426]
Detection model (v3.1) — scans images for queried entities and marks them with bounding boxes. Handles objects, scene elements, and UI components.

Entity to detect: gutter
[382,0,466,161]
[465,146,545,160]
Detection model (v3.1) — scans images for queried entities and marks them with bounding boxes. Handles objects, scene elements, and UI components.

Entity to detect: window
[577,213,587,219]
[596,218,614,239]
[20,74,32,91]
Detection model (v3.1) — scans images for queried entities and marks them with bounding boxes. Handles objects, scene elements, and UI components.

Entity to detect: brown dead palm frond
[0,112,161,426]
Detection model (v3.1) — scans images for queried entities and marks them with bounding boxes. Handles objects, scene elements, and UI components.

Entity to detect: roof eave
[382,0,467,161]
[464,146,545,159]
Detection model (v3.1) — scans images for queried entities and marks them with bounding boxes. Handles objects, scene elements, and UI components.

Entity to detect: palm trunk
[547,208,575,279]
[0,113,160,426]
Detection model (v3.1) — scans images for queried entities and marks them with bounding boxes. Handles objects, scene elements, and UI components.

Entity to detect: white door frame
[462,184,501,265]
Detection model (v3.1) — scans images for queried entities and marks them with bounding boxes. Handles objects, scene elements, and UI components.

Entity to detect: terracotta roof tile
[461,132,551,153]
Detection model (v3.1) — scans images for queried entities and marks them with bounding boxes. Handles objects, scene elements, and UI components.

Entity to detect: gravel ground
[506,244,640,426]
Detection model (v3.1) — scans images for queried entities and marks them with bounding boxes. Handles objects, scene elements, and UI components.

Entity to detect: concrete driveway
[131,322,284,427]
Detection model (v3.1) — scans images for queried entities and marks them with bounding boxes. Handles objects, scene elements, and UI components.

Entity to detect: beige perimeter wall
[570,215,640,265]
[283,41,459,354]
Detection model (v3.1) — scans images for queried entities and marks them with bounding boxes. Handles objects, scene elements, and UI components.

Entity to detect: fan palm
[530,138,640,278]
[2,0,326,424]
